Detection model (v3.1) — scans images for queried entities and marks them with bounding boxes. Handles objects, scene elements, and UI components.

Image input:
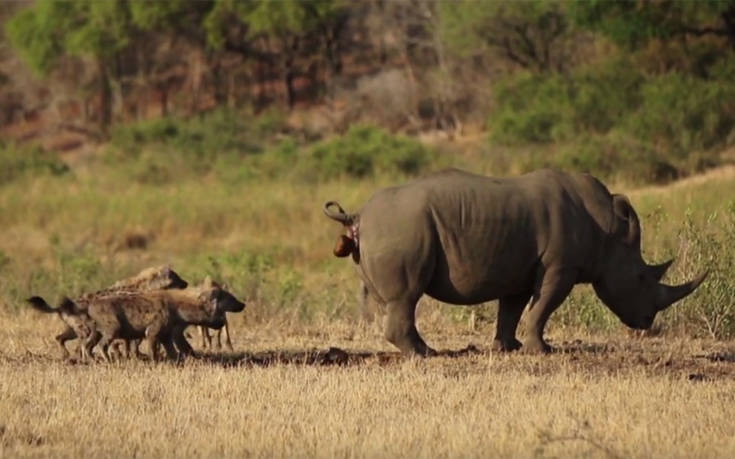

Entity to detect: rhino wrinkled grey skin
[324,168,707,356]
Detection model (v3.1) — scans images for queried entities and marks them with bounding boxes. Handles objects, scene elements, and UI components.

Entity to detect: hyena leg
[199,326,212,349]
[95,334,116,363]
[174,327,194,357]
[129,339,146,359]
[54,327,77,359]
[220,318,233,351]
[82,330,102,363]
[108,339,127,360]
[145,324,164,362]
[161,334,179,360]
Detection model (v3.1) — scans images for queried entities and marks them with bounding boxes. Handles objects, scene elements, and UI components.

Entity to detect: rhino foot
[491,338,522,352]
[521,338,552,354]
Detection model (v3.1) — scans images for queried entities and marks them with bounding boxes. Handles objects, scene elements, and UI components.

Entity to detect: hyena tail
[26,296,58,314]
[58,297,84,315]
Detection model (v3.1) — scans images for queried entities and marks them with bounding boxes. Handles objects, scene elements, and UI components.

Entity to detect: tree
[6,1,223,131]
[569,0,735,50]
[204,0,348,109]
[439,0,574,73]
[7,1,134,134]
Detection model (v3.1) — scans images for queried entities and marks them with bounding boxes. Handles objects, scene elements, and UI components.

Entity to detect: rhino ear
[612,194,640,248]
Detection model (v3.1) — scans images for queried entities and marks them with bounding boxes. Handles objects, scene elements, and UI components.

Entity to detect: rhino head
[592,194,707,329]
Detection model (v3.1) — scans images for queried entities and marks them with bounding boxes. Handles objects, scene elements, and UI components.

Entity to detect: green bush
[109,108,274,161]
[490,62,643,146]
[107,114,434,183]
[546,133,678,184]
[106,108,292,184]
[490,73,572,144]
[627,71,735,157]
[489,56,735,183]
[0,142,70,184]
[306,124,435,180]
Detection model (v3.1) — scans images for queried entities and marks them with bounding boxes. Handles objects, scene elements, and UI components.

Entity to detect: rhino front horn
[648,258,674,282]
[657,271,709,311]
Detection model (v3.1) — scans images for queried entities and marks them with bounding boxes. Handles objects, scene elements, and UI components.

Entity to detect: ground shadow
[552,340,616,355]
[192,344,483,368]
[698,351,735,363]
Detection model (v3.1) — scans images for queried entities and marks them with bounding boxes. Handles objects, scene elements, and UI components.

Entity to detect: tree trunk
[160,85,168,117]
[97,58,112,136]
[284,67,295,109]
[283,37,300,110]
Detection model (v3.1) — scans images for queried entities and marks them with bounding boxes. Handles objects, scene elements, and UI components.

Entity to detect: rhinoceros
[324,168,707,355]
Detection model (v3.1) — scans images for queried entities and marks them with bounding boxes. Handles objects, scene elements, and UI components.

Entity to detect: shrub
[489,56,734,183]
[626,71,735,158]
[490,72,572,144]
[660,204,735,339]
[107,113,435,184]
[306,124,435,180]
[106,108,291,183]
[0,141,70,184]
[109,108,274,161]
[490,60,643,145]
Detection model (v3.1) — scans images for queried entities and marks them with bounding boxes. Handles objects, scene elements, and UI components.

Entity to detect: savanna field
[1,126,735,457]
[3,1,735,457]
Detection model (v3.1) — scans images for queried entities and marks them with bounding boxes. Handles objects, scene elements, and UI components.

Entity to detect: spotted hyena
[78,277,245,362]
[26,265,188,360]
[198,321,234,352]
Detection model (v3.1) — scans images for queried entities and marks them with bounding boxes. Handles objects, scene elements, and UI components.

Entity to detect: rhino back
[357,169,611,305]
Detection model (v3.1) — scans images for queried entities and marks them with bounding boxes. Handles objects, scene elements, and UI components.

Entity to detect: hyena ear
[202,276,213,289]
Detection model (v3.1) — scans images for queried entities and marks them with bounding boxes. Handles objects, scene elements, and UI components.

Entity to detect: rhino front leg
[523,268,576,354]
[385,299,436,357]
[492,293,531,352]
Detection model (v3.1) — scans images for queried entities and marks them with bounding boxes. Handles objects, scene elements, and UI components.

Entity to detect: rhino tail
[323,201,355,226]
[26,296,58,314]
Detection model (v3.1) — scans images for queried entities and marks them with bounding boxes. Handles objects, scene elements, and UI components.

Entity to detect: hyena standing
[26,265,188,360]
[198,315,234,351]
[75,277,245,362]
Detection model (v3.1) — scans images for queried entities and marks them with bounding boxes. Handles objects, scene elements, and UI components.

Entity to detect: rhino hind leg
[523,268,576,354]
[492,293,531,352]
[385,299,436,357]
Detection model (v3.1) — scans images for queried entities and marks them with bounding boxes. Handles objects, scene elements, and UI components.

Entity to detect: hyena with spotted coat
[77,277,245,362]
[26,265,188,360]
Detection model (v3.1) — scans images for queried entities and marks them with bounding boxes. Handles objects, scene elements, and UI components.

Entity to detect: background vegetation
[1,0,734,338]
[1,3,735,457]
[2,0,735,182]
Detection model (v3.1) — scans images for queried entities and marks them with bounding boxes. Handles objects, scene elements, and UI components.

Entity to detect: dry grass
[1,162,734,457]
[2,309,735,458]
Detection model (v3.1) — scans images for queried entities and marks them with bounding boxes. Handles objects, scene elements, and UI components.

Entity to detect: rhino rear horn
[649,258,674,282]
[657,271,709,311]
